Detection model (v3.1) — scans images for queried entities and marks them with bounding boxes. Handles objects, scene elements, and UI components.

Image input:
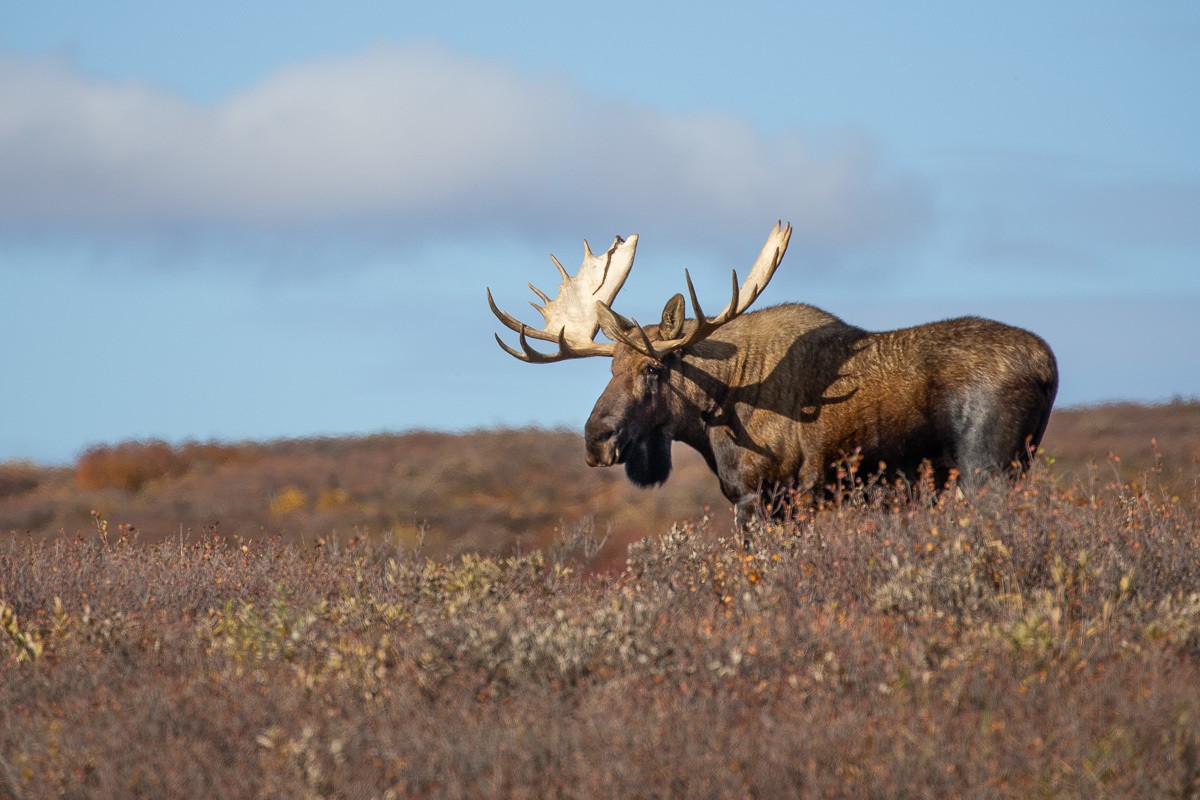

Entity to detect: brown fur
[585,302,1058,524]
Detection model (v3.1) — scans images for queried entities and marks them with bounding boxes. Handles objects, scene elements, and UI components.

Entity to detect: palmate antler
[486,235,638,362]
[488,221,792,363]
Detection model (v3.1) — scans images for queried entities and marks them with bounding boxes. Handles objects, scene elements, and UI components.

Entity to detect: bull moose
[487,221,1058,526]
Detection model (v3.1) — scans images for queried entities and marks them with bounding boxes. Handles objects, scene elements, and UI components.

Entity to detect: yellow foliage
[269,485,309,517]
[317,487,350,511]
[1,601,43,662]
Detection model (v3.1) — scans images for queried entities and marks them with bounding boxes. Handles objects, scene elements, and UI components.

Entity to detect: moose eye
[645,364,665,381]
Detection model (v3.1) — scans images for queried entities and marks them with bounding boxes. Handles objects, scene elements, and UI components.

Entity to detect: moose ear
[660,294,686,339]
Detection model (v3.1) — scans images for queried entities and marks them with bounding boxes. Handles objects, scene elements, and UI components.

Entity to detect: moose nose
[584,415,619,467]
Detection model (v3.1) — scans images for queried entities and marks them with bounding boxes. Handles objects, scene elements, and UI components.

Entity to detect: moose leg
[708,430,771,543]
[948,387,1041,492]
[732,493,763,535]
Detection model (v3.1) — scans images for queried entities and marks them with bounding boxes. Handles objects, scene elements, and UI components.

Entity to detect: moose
[487,221,1058,526]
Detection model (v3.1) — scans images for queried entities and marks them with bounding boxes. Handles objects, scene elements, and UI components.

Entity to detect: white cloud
[0,45,926,250]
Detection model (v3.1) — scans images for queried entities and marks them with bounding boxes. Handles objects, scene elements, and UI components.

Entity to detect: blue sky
[1,2,1198,463]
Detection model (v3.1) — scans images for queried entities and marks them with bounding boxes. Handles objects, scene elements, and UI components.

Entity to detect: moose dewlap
[488,221,1057,527]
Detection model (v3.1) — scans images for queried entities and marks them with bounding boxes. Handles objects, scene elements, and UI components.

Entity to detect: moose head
[487,222,792,487]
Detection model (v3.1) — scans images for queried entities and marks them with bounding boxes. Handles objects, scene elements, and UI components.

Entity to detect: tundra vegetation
[0,402,1198,797]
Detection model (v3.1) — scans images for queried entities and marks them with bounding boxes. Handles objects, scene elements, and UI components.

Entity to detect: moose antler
[596,221,793,360]
[487,234,638,363]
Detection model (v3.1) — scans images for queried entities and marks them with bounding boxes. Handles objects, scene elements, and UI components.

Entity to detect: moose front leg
[731,493,764,542]
[709,429,822,544]
[708,430,772,544]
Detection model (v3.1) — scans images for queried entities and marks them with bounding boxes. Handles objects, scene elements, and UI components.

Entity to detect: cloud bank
[0,45,926,249]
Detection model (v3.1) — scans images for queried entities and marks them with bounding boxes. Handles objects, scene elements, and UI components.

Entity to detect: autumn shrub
[2,459,1199,798]
[2,407,1199,795]
[268,484,310,517]
[74,439,246,492]
[74,439,180,491]
[1045,398,1200,496]
[0,429,726,555]
[0,462,39,499]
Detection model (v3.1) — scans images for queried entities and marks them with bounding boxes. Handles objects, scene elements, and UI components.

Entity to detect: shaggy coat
[584,302,1058,521]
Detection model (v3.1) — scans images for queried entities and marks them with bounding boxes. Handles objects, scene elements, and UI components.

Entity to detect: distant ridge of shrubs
[0,463,40,499]
[74,439,248,492]
[0,402,1194,565]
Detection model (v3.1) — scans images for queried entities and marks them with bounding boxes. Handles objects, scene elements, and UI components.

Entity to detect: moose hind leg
[951,385,1049,491]
[949,389,1006,491]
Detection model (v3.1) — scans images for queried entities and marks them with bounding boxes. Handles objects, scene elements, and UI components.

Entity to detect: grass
[1,451,1198,798]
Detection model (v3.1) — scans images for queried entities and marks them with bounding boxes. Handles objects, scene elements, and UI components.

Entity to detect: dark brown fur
[585,302,1058,524]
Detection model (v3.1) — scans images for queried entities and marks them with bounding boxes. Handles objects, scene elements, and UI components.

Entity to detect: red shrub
[74,439,245,492]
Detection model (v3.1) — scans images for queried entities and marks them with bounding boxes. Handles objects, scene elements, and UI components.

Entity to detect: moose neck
[662,339,748,459]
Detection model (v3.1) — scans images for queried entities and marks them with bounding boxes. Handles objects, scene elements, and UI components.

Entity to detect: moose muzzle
[584,414,621,467]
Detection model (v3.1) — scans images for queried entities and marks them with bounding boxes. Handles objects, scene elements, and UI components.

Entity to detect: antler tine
[519,328,558,363]
[731,220,791,316]
[549,253,569,281]
[493,333,531,362]
[615,316,661,361]
[487,288,561,343]
[595,302,660,361]
[493,329,617,364]
[684,269,705,322]
[723,270,742,325]
[630,319,661,361]
[492,330,558,363]
[516,328,578,364]
[654,221,792,354]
